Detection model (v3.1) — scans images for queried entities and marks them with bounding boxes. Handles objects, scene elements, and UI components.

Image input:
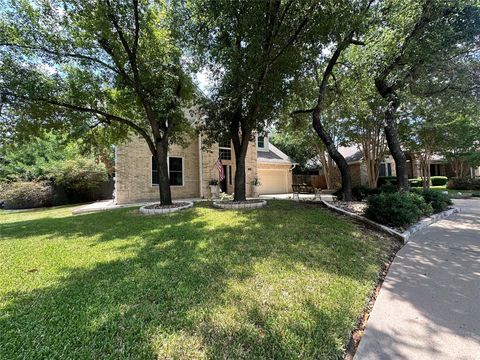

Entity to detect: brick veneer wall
[115,135,258,204]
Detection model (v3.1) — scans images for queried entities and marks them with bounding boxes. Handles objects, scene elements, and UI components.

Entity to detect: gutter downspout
[113,145,118,204]
[198,133,204,198]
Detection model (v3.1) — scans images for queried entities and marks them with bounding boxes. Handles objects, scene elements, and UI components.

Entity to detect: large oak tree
[0,0,194,205]
[185,0,318,201]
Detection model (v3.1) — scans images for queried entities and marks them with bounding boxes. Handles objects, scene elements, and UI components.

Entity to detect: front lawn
[424,185,476,197]
[0,201,396,359]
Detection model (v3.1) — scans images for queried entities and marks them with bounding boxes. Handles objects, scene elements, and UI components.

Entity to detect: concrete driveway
[355,199,480,360]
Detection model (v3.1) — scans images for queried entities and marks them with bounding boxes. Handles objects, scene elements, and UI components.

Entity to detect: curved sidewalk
[355,199,480,360]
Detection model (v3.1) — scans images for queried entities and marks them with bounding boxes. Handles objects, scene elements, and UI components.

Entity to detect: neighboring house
[305,146,480,188]
[114,133,294,204]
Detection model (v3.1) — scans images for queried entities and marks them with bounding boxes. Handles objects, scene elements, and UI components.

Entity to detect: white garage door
[258,169,288,194]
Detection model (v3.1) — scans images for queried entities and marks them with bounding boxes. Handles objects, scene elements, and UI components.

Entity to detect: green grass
[413,185,475,197]
[0,201,396,359]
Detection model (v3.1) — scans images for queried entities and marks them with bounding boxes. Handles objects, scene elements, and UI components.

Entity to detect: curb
[213,200,267,210]
[139,201,194,215]
[321,200,460,244]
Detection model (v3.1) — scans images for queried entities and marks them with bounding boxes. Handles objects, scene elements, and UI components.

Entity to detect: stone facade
[115,135,258,204]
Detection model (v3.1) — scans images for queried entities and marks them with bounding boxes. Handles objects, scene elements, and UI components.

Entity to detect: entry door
[220,165,228,193]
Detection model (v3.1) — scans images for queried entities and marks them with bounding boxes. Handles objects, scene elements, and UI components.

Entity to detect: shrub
[431,176,448,186]
[409,178,422,187]
[379,183,398,193]
[365,192,433,228]
[377,176,397,187]
[49,159,108,196]
[418,189,452,213]
[0,181,54,209]
[447,177,480,190]
[352,186,376,201]
[338,185,393,201]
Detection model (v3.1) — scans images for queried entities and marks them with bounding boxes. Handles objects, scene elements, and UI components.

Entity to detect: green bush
[49,159,108,193]
[342,185,395,201]
[365,192,433,228]
[409,178,422,187]
[0,181,54,209]
[377,176,397,187]
[447,177,480,190]
[351,186,378,201]
[418,189,452,213]
[431,176,448,186]
[409,176,448,187]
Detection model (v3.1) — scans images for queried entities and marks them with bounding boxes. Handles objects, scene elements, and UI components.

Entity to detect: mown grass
[0,200,396,359]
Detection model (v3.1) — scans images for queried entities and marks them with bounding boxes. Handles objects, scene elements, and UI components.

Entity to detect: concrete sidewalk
[355,199,480,360]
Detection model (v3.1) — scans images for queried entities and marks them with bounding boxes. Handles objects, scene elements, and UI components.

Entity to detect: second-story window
[257,136,265,148]
[219,140,231,160]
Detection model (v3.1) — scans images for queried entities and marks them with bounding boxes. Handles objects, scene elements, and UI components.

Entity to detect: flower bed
[139,201,193,215]
[213,199,267,210]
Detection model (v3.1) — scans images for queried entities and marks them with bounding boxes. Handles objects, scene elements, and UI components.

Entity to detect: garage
[256,140,294,195]
[258,168,289,194]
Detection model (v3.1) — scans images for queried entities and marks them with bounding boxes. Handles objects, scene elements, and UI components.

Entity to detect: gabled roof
[338,146,364,163]
[307,145,363,168]
[257,143,294,165]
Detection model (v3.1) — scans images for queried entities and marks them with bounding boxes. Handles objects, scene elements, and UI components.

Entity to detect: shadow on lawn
[0,201,391,359]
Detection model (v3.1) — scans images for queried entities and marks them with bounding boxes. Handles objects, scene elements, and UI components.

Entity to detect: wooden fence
[292,175,327,189]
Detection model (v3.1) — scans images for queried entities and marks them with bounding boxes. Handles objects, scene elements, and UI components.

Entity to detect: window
[228,165,232,185]
[379,162,392,177]
[152,157,159,185]
[257,136,265,148]
[430,164,442,176]
[152,156,184,186]
[169,157,183,186]
[219,140,231,160]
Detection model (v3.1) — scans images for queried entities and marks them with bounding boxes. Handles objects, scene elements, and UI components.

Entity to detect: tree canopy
[0,0,195,204]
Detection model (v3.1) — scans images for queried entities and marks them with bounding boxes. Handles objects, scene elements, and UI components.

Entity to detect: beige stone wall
[115,135,258,204]
[115,136,200,204]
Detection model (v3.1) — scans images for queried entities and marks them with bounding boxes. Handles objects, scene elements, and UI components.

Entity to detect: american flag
[215,158,225,181]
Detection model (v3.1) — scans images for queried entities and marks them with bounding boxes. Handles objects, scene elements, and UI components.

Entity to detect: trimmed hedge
[409,176,448,187]
[409,178,422,187]
[447,177,480,190]
[0,181,54,210]
[365,192,433,228]
[431,176,448,186]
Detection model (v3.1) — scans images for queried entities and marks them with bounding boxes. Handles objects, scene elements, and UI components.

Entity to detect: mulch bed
[143,202,191,209]
[331,201,367,215]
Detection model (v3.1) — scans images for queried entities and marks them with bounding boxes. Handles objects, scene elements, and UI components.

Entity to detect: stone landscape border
[321,200,460,243]
[139,201,194,215]
[213,200,267,210]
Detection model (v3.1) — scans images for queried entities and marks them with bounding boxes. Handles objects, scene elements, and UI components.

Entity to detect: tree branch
[0,43,121,75]
[290,108,315,116]
[5,90,156,156]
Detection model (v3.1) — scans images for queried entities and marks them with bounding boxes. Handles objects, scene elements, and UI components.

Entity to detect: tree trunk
[155,142,173,205]
[384,118,409,191]
[318,150,331,190]
[377,84,409,192]
[234,154,247,201]
[312,109,352,201]
[232,131,250,202]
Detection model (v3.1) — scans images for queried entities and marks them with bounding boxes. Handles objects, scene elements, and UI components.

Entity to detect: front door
[220,165,228,193]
